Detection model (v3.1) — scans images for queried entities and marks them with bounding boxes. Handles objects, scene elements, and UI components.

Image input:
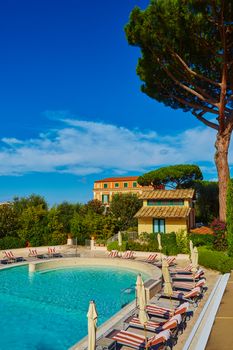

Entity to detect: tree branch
[172,52,221,87]
[192,110,219,130]
[157,57,219,107]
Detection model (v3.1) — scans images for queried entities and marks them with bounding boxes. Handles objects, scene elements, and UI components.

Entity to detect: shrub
[176,229,189,253]
[227,179,233,256]
[0,236,25,250]
[210,218,228,251]
[198,247,233,273]
[126,232,179,255]
[47,232,67,246]
[188,233,214,248]
[107,241,127,252]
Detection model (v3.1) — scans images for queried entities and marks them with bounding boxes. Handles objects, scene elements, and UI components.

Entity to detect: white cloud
[0,117,231,177]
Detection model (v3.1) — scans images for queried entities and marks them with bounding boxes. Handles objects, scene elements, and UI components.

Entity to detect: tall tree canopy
[125,0,233,221]
[138,164,203,189]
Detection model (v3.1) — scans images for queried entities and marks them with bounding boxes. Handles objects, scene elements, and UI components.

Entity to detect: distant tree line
[0,193,142,249]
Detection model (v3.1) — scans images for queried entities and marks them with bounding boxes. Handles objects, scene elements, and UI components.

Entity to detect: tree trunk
[215,129,231,222]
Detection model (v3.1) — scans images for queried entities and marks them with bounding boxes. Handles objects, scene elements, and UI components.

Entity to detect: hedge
[188,233,214,248]
[198,247,233,273]
[0,236,25,250]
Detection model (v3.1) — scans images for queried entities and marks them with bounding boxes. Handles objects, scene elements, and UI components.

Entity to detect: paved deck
[206,272,233,350]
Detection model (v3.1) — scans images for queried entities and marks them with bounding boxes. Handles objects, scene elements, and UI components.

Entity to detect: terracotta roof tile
[139,189,195,200]
[190,226,214,235]
[95,176,139,183]
[134,206,191,218]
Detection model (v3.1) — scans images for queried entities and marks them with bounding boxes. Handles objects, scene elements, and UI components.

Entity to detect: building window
[102,194,109,204]
[115,183,119,188]
[133,182,137,188]
[124,183,128,188]
[148,199,184,206]
[153,218,165,233]
[103,183,108,188]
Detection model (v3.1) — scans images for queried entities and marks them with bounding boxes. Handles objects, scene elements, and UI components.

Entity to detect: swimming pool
[0,265,148,349]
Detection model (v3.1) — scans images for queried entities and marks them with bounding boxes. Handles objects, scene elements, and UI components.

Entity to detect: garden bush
[211,218,228,251]
[176,230,189,253]
[107,241,127,252]
[126,232,179,255]
[188,233,214,248]
[198,247,233,273]
[0,236,25,250]
[227,179,233,256]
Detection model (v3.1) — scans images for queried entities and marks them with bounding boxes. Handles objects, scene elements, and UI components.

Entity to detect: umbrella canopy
[118,231,122,247]
[136,274,148,325]
[157,233,162,251]
[191,247,199,272]
[162,259,173,296]
[87,300,98,350]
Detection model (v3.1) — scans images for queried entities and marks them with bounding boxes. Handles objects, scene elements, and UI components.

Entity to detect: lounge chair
[171,270,205,282]
[108,329,171,350]
[169,264,201,275]
[146,301,192,321]
[48,247,63,258]
[144,254,158,263]
[154,256,176,267]
[2,250,24,263]
[128,314,183,335]
[172,278,207,293]
[108,250,119,258]
[122,251,134,259]
[159,286,202,306]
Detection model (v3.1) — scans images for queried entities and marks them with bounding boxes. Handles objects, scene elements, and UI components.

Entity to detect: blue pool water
[0,265,147,349]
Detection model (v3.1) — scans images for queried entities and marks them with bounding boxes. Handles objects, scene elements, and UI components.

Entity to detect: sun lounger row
[105,260,207,349]
[108,250,134,259]
[0,250,25,264]
[28,247,63,259]
[0,247,64,265]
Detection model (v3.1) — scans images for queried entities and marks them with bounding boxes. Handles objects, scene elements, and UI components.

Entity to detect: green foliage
[125,1,233,116]
[176,229,189,253]
[0,236,25,250]
[211,218,228,251]
[0,204,19,238]
[194,180,219,224]
[198,247,233,274]
[107,241,127,252]
[110,193,142,231]
[127,232,179,255]
[188,233,214,249]
[227,179,233,256]
[82,199,105,215]
[56,201,81,233]
[138,165,203,189]
[17,204,48,246]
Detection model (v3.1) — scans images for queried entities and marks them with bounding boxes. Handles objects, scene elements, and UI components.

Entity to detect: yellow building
[135,189,195,234]
[93,176,156,205]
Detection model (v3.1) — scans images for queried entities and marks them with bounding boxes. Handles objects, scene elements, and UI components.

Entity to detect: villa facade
[134,189,195,234]
[93,176,161,206]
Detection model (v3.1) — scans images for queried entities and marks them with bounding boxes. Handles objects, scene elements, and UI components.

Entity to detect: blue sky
[0,0,231,205]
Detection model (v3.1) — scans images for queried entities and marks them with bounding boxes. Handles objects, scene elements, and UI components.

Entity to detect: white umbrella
[191,247,199,272]
[157,233,162,261]
[189,240,194,262]
[87,300,98,350]
[136,274,148,348]
[157,233,162,251]
[118,231,122,247]
[162,259,173,296]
